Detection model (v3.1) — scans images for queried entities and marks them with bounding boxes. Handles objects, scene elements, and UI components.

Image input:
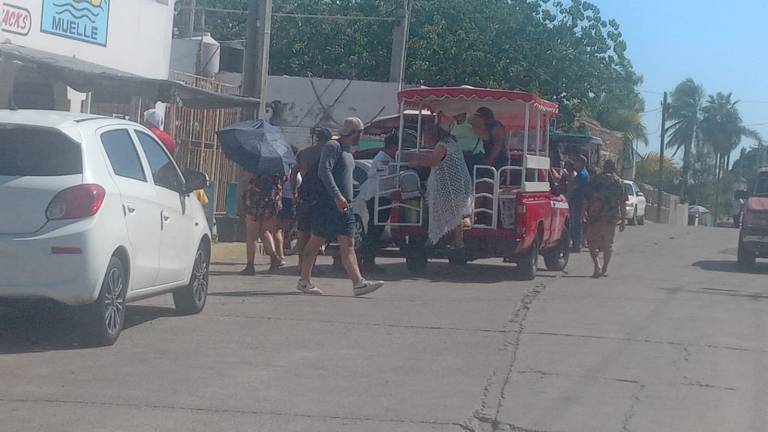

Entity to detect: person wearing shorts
[273,173,300,265]
[585,160,627,278]
[297,118,384,297]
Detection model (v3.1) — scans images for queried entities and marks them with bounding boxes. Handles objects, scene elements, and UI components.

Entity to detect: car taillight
[46,184,106,220]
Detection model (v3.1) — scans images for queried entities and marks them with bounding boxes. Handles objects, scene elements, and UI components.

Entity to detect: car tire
[629,207,638,225]
[406,250,428,274]
[544,226,570,271]
[173,244,209,315]
[81,256,127,346]
[404,235,428,274]
[737,236,756,269]
[517,236,539,281]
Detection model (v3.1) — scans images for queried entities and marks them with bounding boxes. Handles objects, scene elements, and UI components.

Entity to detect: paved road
[1,223,767,431]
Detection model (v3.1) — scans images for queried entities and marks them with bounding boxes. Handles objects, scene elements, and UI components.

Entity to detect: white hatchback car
[623,179,647,225]
[0,110,211,345]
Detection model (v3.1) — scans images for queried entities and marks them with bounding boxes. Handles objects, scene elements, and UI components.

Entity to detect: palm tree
[700,93,742,180]
[666,78,704,201]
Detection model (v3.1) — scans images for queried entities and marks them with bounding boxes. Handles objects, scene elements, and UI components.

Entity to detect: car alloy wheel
[103,265,126,336]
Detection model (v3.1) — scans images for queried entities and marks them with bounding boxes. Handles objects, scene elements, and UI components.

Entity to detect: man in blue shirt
[570,155,590,252]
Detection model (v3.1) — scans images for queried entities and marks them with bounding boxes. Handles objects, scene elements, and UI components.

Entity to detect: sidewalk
[211,242,251,264]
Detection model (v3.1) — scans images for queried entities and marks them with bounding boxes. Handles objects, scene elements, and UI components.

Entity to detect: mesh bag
[426,138,474,244]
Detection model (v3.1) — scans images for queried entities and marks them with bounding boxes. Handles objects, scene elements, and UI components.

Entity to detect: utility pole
[656,91,668,223]
[388,0,412,89]
[179,0,196,38]
[241,0,272,120]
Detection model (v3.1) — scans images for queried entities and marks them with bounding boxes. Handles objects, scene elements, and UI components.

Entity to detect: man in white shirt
[360,133,399,271]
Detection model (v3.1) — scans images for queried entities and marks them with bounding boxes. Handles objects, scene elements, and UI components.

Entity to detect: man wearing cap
[585,159,627,278]
[297,117,384,296]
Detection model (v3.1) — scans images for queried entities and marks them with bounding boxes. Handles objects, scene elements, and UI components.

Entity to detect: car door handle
[125,203,137,214]
[162,213,171,222]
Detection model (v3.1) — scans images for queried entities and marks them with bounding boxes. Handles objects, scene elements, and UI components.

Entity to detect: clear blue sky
[591,0,768,161]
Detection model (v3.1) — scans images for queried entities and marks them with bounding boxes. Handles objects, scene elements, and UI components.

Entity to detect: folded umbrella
[218,120,296,176]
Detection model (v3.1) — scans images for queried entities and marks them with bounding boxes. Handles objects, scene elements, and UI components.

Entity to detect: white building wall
[1,0,175,79]
[216,72,401,148]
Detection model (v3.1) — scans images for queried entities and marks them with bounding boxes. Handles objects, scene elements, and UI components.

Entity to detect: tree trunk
[681,139,691,202]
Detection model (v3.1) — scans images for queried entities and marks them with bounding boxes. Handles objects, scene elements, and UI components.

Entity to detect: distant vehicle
[623,180,647,225]
[0,110,211,345]
[737,166,768,268]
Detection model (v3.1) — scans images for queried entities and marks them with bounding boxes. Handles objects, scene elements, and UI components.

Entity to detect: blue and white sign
[41,0,110,47]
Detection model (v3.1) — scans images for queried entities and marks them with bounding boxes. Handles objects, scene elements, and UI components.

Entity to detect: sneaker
[353,279,384,297]
[296,279,324,295]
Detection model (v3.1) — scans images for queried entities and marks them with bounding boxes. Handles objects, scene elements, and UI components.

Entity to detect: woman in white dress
[409,122,474,247]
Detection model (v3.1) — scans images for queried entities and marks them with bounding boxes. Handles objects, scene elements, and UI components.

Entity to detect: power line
[274,12,398,21]
[176,6,400,21]
[639,89,665,96]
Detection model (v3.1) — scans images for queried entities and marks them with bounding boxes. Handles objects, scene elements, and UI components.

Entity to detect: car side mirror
[183,168,209,194]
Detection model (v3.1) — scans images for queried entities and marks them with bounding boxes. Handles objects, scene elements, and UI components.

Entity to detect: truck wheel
[81,256,127,346]
[737,236,756,269]
[517,236,539,281]
[544,227,570,271]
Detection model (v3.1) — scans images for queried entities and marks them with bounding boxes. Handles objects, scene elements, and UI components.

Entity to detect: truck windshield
[755,173,768,196]
[0,127,82,177]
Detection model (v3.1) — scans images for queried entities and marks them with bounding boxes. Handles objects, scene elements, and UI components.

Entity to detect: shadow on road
[692,260,768,274]
[0,304,174,354]
[208,290,363,300]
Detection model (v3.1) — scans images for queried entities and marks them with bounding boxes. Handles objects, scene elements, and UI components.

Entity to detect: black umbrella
[218,120,296,176]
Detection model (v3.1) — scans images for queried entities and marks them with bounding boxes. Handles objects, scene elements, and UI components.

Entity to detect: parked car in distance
[737,166,768,268]
[624,180,647,225]
[0,110,211,346]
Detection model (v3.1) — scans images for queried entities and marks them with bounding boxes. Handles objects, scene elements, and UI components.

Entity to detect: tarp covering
[0,43,260,109]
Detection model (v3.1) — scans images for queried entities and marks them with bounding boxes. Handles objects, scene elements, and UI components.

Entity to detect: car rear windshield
[0,127,82,176]
[755,173,768,196]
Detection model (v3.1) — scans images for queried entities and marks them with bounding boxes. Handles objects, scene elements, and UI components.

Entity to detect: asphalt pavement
[1,223,767,431]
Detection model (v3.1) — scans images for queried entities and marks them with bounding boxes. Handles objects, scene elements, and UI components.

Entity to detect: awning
[0,42,260,109]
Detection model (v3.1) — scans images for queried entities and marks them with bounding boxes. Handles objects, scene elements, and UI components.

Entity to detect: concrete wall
[638,183,689,226]
[1,0,175,79]
[217,72,401,148]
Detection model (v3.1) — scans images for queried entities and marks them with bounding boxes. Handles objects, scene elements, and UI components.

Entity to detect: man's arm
[318,142,342,198]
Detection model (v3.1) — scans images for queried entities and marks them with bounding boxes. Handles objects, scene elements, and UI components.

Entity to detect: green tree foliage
[196,0,643,128]
[666,78,704,200]
[635,152,680,192]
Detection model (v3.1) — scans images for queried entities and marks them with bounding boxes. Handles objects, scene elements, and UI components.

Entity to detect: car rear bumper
[741,227,768,256]
[0,221,104,305]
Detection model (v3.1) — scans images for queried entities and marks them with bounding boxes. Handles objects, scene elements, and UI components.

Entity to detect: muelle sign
[1,3,32,36]
[41,0,109,47]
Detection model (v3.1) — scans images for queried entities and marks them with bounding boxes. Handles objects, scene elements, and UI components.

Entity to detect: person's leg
[300,235,326,282]
[570,203,582,251]
[586,224,601,277]
[600,225,617,276]
[259,218,280,270]
[273,218,287,263]
[241,217,257,275]
[337,234,364,286]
